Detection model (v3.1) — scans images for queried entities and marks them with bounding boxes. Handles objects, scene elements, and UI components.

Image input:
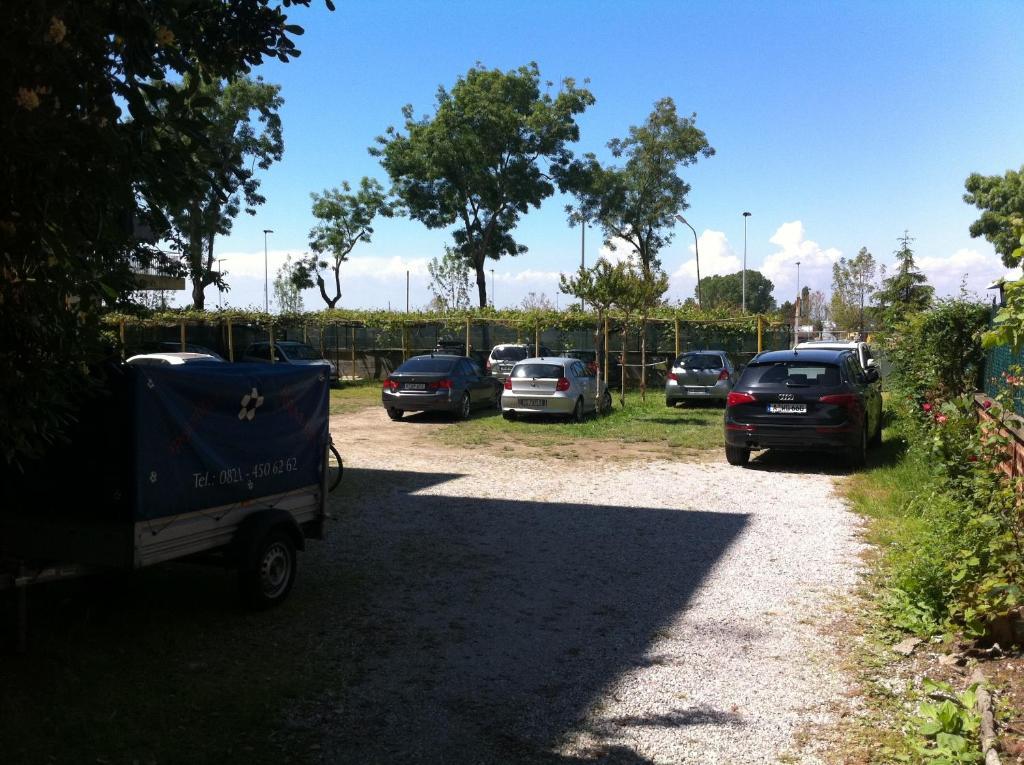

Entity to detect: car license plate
[404,383,426,390]
[685,387,706,394]
[767,403,807,414]
[519,398,546,407]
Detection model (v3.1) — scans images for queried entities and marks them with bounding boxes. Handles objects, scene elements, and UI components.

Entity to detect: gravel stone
[304,409,865,763]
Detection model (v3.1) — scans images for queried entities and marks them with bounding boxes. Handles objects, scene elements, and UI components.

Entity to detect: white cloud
[915,248,1021,299]
[760,221,842,302]
[598,237,638,265]
[672,229,742,280]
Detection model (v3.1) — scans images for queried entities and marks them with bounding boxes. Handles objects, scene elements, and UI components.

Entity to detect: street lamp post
[490,268,495,307]
[217,258,229,310]
[580,221,586,311]
[742,212,751,313]
[262,229,273,313]
[795,260,801,347]
[674,214,701,309]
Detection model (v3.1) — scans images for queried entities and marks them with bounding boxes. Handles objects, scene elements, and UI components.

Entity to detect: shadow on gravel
[741,434,907,476]
[607,706,744,728]
[306,469,750,763]
[1,467,748,765]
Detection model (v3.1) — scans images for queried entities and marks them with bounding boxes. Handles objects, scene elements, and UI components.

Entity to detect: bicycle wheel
[327,442,343,492]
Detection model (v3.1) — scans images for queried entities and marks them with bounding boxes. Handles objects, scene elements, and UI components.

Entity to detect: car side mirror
[866,358,878,369]
[866,368,879,382]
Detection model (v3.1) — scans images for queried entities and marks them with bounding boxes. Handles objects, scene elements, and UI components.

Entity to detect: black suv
[723,348,882,468]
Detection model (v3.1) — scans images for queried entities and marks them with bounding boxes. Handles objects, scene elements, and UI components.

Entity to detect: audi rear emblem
[779,393,795,401]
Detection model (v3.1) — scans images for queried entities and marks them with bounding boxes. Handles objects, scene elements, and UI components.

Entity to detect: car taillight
[726,391,756,407]
[819,393,861,410]
[429,378,453,390]
[382,379,399,391]
[718,369,729,381]
[555,377,570,392]
[503,378,512,390]
[668,372,678,382]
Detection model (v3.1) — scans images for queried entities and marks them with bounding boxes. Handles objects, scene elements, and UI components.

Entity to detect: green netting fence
[111,314,794,388]
[984,342,1024,416]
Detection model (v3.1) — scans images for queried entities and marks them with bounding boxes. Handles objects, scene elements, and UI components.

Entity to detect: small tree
[875,231,934,325]
[427,247,471,311]
[830,247,879,334]
[560,258,627,388]
[521,292,555,311]
[290,178,392,309]
[273,255,304,314]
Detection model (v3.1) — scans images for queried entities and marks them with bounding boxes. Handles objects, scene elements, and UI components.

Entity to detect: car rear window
[740,362,841,388]
[512,363,564,379]
[675,353,723,370]
[492,346,529,361]
[395,357,456,374]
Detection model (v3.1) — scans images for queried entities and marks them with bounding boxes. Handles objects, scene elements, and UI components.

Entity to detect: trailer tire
[238,526,298,609]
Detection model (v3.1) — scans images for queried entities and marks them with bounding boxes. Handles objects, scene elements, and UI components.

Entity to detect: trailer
[1,361,331,649]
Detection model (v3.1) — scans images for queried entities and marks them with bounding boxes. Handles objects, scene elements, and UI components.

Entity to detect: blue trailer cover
[132,363,329,520]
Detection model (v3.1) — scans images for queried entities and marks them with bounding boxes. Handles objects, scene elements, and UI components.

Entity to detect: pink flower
[982,399,993,410]
[922,402,932,412]
[936,414,948,425]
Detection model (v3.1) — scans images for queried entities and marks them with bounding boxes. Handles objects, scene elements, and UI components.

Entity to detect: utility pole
[742,212,751,313]
[262,229,273,313]
[490,268,495,308]
[406,270,410,313]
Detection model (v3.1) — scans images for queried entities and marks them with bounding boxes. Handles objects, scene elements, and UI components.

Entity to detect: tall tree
[964,166,1024,267]
[373,63,594,312]
[830,247,879,334]
[426,247,471,312]
[288,178,392,309]
[1,0,321,465]
[697,271,775,313]
[613,261,669,404]
[273,255,304,314]
[875,231,934,324]
[520,292,555,311]
[564,97,714,274]
[162,76,284,309]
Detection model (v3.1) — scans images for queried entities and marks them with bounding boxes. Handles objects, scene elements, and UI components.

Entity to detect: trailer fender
[232,509,305,570]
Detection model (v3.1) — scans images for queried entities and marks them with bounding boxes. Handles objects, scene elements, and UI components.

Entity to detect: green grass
[328,379,381,414]
[436,391,725,454]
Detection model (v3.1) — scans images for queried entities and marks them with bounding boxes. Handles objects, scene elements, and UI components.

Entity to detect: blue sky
[199,0,1024,312]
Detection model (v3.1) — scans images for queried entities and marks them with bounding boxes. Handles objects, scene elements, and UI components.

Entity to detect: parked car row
[380,350,613,423]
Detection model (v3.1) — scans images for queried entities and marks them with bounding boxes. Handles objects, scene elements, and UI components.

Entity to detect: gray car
[382,354,502,421]
[241,341,339,384]
[501,356,612,422]
[665,350,737,406]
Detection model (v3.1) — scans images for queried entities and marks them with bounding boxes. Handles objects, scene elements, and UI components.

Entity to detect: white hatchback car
[501,357,612,422]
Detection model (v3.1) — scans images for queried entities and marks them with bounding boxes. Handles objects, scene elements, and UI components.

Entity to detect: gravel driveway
[300,407,864,764]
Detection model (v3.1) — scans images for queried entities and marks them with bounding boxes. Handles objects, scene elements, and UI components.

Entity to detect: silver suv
[485,343,554,381]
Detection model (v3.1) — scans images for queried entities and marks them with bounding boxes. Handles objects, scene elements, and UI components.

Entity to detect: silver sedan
[501,357,612,422]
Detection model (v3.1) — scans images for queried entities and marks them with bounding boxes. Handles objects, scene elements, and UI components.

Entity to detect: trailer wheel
[239,527,296,609]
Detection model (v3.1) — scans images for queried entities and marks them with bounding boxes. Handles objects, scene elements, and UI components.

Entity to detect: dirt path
[289,407,865,763]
